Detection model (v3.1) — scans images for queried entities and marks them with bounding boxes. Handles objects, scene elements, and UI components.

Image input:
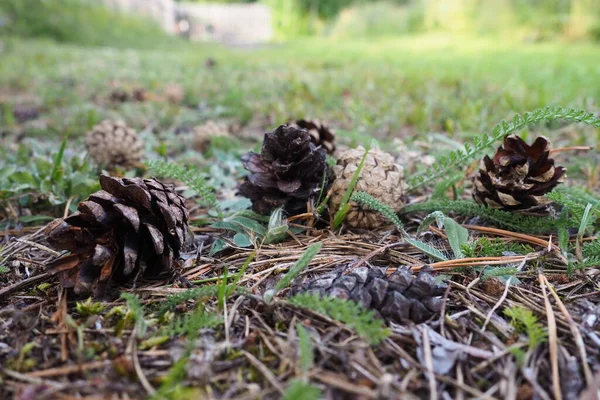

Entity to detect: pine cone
[329,147,406,229]
[109,87,148,103]
[472,135,566,209]
[13,105,40,123]
[290,119,336,154]
[192,121,231,153]
[85,120,144,170]
[163,83,185,105]
[45,175,189,296]
[238,124,329,215]
[291,265,447,324]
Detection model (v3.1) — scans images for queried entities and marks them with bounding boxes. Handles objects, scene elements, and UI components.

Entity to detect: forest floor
[1,36,600,399]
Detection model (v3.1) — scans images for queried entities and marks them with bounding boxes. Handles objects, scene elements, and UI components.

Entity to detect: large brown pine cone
[472,135,566,209]
[85,120,144,170]
[329,147,407,229]
[291,265,447,324]
[290,119,336,154]
[238,124,329,215]
[45,175,189,296]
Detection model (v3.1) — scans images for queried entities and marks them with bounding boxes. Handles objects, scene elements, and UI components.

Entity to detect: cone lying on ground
[472,135,566,210]
[238,124,329,215]
[45,175,189,296]
[329,146,407,229]
[192,121,231,153]
[85,120,144,170]
[291,265,447,324]
[290,119,336,154]
[109,87,148,103]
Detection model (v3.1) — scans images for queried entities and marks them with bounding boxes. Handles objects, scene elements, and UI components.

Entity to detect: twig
[422,328,437,400]
[127,327,156,396]
[541,274,593,386]
[241,350,284,394]
[0,272,49,300]
[538,271,561,400]
[26,361,111,378]
[2,368,65,389]
[481,256,529,331]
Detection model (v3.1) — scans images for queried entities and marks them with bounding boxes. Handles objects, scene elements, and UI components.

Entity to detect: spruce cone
[329,147,406,229]
[192,121,231,153]
[45,175,189,296]
[85,120,144,170]
[472,135,566,209]
[238,124,329,215]
[291,265,447,324]
[290,119,336,154]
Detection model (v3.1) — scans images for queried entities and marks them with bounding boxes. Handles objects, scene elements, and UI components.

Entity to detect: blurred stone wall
[100,0,176,33]
[178,3,272,44]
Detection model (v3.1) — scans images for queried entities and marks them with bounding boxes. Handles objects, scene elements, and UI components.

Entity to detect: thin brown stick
[26,361,111,378]
[422,328,438,400]
[463,225,560,252]
[538,271,561,400]
[541,274,593,386]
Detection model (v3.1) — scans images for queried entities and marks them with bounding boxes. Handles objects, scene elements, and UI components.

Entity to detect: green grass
[1,35,598,147]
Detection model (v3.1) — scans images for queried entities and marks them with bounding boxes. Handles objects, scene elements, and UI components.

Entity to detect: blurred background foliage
[1,0,599,45]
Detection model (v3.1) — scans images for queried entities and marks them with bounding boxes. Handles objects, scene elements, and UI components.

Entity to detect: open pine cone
[85,120,144,170]
[291,265,447,324]
[472,135,566,209]
[238,124,329,215]
[290,119,336,154]
[329,147,406,229]
[45,175,189,296]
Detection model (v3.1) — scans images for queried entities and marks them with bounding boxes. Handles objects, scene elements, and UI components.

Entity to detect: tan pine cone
[192,121,231,153]
[85,120,144,169]
[329,146,406,229]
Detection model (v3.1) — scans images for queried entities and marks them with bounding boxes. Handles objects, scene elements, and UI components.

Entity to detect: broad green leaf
[232,232,253,247]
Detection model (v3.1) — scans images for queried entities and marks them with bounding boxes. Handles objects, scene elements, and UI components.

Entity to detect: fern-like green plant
[288,293,390,345]
[504,305,547,350]
[146,159,218,209]
[409,107,600,190]
[404,199,559,234]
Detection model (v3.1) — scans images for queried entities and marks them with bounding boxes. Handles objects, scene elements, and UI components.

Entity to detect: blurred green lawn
[1,35,599,147]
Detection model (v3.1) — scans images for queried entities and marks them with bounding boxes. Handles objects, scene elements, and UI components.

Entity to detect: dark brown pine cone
[45,175,189,297]
[472,135,566,210]
[238,124,329,215]
[290,265,447,324]
[290,119,336,154]
[13,105,40,123]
